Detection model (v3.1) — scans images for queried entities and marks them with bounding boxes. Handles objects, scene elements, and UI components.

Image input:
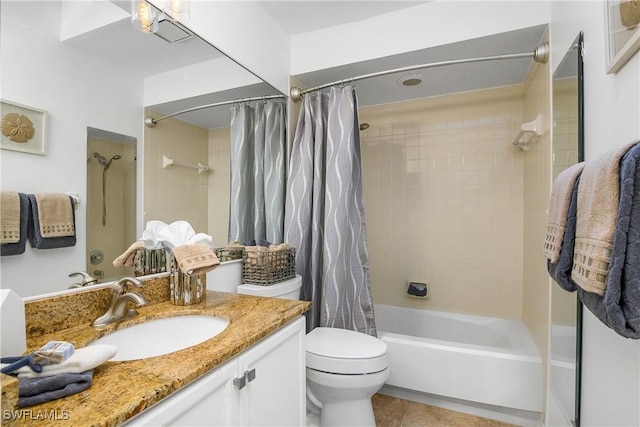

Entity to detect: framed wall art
[0,100,47,155]
[605,0,640,73]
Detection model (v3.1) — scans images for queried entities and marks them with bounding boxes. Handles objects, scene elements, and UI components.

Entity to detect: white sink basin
[90,315,229,361]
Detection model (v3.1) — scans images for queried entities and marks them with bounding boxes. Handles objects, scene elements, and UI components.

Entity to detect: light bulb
[131,0,158,33]
[164,0,190,22]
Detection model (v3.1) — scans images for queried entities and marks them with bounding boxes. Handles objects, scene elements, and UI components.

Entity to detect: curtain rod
[145,94,287,128]
[290,42,549,103]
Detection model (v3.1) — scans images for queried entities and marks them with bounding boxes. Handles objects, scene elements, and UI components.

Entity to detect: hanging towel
[1,192,21,244]
[544,163,585,263]
[17,370,93,408]
[572,141,637,295]
[1,192,29,256]
[578,142,640,339]
[9,345,117,379]
[33,193,75,238]
[547,176,581,292]
[27,194,76,249]
[113,240,145,267]
[172,243,220,275]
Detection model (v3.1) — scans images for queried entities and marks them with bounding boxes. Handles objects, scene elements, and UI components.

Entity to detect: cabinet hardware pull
[233,376,247,390]
[245,369,256,383]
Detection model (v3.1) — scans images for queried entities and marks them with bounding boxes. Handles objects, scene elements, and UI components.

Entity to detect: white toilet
[206,263,389,426]
[305,327,389,427]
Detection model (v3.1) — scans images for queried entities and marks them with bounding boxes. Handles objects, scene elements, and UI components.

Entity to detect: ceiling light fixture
[397,74,423,87]
[163,0,190,23]
[131,0,159,33]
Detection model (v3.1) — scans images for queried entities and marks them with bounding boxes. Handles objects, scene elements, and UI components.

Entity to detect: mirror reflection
[86,128,137,281]
[0,0,282,298]
[549,32,583,427]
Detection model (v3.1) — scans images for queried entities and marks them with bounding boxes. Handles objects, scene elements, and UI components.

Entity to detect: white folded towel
[141,220,214,250]
[157,220,194,250]
[141,220,169,249]
[13,345,117,379]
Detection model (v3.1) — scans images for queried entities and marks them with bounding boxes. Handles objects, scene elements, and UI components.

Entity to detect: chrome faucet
[68,271,98,289]
[92,277,147,328]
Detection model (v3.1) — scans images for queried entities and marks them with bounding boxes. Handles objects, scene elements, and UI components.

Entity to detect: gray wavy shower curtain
[229,99,286,245]
[285,86,377,335]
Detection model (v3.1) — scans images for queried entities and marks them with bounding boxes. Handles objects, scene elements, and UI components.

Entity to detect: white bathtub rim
[379,330,542,363]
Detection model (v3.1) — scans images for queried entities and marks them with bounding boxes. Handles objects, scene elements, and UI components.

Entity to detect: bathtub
[375,304,543,412]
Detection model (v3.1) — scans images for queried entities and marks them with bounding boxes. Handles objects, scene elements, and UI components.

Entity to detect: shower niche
[86,127,137,281]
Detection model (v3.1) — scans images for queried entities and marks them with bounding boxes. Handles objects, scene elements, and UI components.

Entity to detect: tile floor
[372,394,516,427]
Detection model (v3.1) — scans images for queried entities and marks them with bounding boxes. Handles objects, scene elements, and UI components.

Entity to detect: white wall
[0,3,144,297]
[143,57,262,106]
[551,1,640,426]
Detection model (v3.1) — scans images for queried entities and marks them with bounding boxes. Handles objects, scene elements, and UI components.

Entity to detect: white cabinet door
[238,316,306,427]
[125,316,305,427]
[126,358,238,426]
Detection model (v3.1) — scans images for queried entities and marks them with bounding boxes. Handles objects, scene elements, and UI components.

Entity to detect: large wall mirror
[0,0,282,298]
[549,31,584,427]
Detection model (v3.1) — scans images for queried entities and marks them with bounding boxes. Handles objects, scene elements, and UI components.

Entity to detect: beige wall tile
[361,86,525,318]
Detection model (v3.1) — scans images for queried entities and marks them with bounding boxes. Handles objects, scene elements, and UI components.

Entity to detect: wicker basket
[214,247,244,262]
[242,247,296,286]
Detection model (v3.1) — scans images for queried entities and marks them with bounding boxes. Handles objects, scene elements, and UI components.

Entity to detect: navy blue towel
[548,176,581,292]
[17,370,93,408]
[1,193,29,256]
[578,142,640,339]
[27,194,77,249]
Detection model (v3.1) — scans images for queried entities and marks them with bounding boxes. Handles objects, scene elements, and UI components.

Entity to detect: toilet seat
[306,327,388,375]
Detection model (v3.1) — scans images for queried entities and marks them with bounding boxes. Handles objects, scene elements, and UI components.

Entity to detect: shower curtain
[229,99,286,245]
[285,86,377,335]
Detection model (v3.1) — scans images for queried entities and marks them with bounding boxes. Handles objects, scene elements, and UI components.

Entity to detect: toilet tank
[206,260,243,293]
[237,275,302,300]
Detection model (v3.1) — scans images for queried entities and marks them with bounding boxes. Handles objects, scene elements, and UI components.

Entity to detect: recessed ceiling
[291,25,548,108]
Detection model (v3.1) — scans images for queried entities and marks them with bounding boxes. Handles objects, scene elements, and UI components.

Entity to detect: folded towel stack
[546,140,640,338]
[6,344,117,379]
[0,192,29,256]
[245,242,289,266]
[17,370,93,408]
[1,344,117,407]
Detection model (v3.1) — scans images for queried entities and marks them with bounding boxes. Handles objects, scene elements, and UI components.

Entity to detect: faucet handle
[113,277,143,293]
[68,271,98,286]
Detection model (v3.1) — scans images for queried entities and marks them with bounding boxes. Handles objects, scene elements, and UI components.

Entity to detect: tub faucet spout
[93,277,147,328]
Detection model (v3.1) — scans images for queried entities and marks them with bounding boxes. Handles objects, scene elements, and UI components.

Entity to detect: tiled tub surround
[0,276,310,426]
[361,85,526,318]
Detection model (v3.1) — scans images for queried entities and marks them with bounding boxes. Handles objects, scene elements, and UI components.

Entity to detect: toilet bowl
[306,327,389,427]
[206,262,388,426]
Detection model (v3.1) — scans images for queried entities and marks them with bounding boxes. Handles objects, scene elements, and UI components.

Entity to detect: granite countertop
[1,289,309,427]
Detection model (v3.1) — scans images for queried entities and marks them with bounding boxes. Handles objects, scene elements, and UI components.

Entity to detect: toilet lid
[238,275,302,297]
[306,327,388,374]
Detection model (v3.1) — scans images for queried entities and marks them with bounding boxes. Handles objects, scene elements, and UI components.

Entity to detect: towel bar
[512,114,544,151]
[162,155,209,175]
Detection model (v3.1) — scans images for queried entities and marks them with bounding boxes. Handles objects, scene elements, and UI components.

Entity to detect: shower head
[105,154,122,169]
[93,152,108,166]
[93,152,122,169]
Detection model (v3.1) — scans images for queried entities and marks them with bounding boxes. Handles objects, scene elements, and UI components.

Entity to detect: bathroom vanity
[128,317,305,426]
[0,276,309,427]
